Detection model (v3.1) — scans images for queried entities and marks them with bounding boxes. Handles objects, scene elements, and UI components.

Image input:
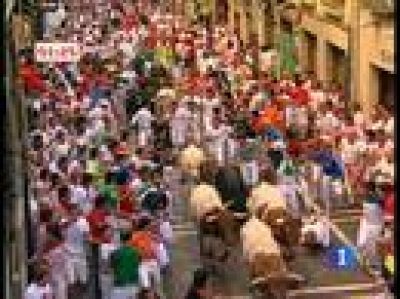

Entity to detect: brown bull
[198,207,241,273]
[257,205,302,261]
[249,252,304,299]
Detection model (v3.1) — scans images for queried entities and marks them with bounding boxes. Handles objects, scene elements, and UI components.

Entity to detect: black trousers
[88,243,102,299]
[268,149,284,170]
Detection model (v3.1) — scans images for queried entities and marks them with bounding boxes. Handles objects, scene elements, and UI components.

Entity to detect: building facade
[214,0,395,114]
[293,0,394,113]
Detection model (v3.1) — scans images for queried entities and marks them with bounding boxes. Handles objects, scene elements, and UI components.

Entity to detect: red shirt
[288,140,301,158]
[19,64,46,93]
[77,73,94,96]
[290,87,309,106]
[122,13,138,32]
[86,208,108,243]
[384,191,394,217]
[119,197,134,215]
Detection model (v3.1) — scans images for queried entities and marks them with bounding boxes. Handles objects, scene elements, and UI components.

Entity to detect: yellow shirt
[384,255,394,275]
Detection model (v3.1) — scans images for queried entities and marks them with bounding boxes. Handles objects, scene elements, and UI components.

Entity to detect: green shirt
[278,159,297,177]
[98,183,119,209]
[111,245,140,286]
[87,159,104,183]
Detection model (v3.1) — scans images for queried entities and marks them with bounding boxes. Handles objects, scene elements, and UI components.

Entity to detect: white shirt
[357,217,382,248]
[48,160,59,174]
[156,242,169,267]
[367,141,380,154]
[285,106,296,126]
[384,117,394,136]
[33,99,41,111]
[384,139,394,153]
[70,185,94,213]
[353,112,365,129]
[373,158,394,178]
[354,137,368,154]
[131,108,153,130]
[56,142,69,157]
[319,112,340,133]
[159,221,173,244]
[172,106,191,130]
[297,107,309,126]
[65,217,90,254]
[68,160,81,175]
[370,120,384,132]
[46,244,69,278]
[340,139,357,163]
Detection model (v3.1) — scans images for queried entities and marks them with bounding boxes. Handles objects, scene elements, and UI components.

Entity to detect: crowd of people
[19,0,394,298]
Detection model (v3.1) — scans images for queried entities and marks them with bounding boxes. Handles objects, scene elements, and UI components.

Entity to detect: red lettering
[36,46,48,59]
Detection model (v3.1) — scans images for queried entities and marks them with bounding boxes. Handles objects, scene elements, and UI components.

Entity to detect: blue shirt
[312,150,344,179]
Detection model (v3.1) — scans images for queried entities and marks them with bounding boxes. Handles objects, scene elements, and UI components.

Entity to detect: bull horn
[276,218,284,224]
[278,272,306,284]
[250,276,268,286]
[205,214,218,222]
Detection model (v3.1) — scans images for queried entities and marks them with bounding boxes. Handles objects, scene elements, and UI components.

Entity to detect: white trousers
[138,129,152,147]
[67,252,88,284]
[171,127,187,147]
[282,188,300,219]
[51,274,68,299]
[138,260,161,289]
[242,160,259,187]
[101,273,113,299]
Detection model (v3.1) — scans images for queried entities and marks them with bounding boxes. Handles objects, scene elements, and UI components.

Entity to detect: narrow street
[4,0,395,299]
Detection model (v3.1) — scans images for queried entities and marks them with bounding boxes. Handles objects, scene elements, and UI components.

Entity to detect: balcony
[320,0,345,23]
[281,0,299,9]
[299,0,317,15]
[364,0,394,17]
[300,0,317,7]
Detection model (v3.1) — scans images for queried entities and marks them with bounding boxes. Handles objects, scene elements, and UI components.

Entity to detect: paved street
[165,168,251,299]
[161,166,385,298]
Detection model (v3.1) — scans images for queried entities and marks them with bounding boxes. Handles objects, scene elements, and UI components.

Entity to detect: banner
[34,43,81,62]
[278,33,298,76]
